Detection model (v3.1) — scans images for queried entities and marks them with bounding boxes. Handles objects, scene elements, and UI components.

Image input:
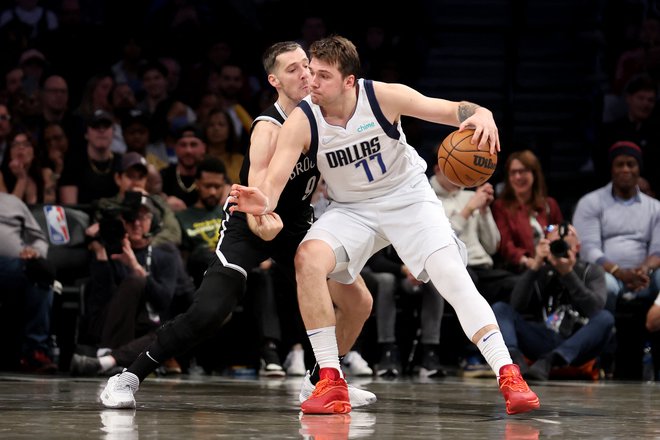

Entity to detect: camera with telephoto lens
[547,222,570,258]
[97,191,143,255]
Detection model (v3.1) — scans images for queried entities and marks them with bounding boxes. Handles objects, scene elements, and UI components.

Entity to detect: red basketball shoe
[499,364,540,415]
[301,368,351,414]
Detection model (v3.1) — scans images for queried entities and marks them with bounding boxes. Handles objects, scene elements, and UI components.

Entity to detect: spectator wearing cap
[58,109,122,205]
[93,151,181,247]
[160,125,206,211]
[573,140,660,312]
[120,109,169,171]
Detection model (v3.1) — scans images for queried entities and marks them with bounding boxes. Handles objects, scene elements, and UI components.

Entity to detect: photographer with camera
[491,223,614,381]
[73,190,182,375]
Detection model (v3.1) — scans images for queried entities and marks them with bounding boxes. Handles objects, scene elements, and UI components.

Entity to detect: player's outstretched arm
[230,108,309,215]
[374,81,500,154]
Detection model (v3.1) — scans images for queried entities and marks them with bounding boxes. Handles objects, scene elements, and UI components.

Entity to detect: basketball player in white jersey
[230,35,540,415]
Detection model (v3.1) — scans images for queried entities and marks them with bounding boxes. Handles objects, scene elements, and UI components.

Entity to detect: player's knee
[295,240,333,275]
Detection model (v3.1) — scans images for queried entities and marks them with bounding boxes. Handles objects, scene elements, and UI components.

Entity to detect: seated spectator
[42,122,70,187]
[213,62,253,152]
[59,109,122,205]
[37,74,85,151]
[176,156,228,286]
[0,193,56,373]
[492,223,614,381]
[597,74,660,194]
[160,125,207,211]
[0,128,55,204]
[119,109,169,171]
[492,150,563,273]
[202,108,243,184]
[367,245,445,378]
[136,60,196,144]
[74,74,114,124]
[573,141,660,310]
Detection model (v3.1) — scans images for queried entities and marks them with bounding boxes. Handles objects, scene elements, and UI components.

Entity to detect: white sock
[307,326,342,375]
[476,329,512,378]
[98,355,117,372]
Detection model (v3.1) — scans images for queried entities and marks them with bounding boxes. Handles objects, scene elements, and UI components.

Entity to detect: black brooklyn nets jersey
[239,102,320,225]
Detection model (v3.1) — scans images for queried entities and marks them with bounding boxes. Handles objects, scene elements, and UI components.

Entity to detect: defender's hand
[229,184,270,215]
[247,212,283,241]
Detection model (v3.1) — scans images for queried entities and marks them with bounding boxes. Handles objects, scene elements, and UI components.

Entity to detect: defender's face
[275,48,311,102]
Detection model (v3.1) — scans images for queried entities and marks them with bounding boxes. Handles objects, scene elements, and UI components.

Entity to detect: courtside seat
[30,204,92,370]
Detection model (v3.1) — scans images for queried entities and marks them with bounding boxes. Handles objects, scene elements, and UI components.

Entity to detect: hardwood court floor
[0,372,657,439]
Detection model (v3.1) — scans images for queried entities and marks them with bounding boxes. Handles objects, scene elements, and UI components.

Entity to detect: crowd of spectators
[0,0,659,382]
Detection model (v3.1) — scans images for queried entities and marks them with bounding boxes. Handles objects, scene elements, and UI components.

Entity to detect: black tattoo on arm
[457,101,480,123]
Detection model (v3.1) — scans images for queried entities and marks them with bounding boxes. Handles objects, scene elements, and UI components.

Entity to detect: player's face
[275,48,311,102]
[309,58,344,105]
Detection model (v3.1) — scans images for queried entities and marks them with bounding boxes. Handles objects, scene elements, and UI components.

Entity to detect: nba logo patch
[44,205,70,245]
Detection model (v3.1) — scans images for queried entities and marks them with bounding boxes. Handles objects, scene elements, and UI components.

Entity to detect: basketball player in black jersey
[100,41,376,410]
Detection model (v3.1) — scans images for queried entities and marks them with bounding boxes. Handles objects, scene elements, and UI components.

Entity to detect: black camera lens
[549,239,569,258]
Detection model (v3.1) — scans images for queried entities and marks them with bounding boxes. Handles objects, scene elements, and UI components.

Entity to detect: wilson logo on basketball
[473,156,496,170]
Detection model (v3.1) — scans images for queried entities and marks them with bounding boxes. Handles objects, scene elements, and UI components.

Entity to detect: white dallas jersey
[299,79,427,203]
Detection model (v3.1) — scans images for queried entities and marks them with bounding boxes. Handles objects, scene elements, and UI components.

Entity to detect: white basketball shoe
[100,372,140,409]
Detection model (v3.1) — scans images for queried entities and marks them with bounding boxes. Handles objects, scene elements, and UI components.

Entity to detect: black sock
[127,343,166,382]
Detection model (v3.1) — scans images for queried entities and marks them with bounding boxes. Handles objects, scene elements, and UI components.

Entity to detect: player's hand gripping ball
[437,128,497,188]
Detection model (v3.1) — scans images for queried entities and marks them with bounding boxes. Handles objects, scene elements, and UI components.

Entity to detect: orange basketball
[437,128,497,188]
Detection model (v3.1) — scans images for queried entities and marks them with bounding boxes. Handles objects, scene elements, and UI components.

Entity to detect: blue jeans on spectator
[492,301,615,365]
[0,256,53,356]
